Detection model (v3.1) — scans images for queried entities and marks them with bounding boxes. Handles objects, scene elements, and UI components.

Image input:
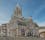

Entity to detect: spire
[14,3,22,17]
[16,3,21,9]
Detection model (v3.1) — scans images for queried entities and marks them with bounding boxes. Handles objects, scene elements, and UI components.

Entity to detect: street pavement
[0,36,45,40]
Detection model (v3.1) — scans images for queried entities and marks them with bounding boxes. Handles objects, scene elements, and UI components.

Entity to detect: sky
[0,0,45,26]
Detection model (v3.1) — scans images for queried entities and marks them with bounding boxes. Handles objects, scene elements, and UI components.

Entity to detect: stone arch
[39,31,45,38]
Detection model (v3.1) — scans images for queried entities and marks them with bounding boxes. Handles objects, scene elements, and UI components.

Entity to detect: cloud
[34,20,45,26]
[32,4,45,18]
[38,22,45,26]
[0,20,9,24]
[33,20,45,27]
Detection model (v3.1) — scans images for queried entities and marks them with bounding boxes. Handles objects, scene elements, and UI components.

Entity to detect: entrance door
[21,29,25,36]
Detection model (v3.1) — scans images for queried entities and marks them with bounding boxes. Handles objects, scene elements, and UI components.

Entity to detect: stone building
[7,4,39,37]
[1,24,7,37]
[0,3,45,38]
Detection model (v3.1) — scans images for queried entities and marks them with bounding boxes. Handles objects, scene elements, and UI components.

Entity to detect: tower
[14,3,22,17]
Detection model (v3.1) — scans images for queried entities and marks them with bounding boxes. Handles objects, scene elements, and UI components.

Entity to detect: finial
[16,3,20,8]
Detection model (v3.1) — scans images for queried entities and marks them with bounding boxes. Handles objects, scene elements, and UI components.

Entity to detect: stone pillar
[16,28,19,37]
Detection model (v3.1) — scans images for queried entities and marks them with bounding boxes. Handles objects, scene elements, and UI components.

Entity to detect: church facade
[7,4,39,37]
[0,4,39,37]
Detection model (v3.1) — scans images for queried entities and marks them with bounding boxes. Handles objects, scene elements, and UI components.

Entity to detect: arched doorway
[21,29,25,36]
